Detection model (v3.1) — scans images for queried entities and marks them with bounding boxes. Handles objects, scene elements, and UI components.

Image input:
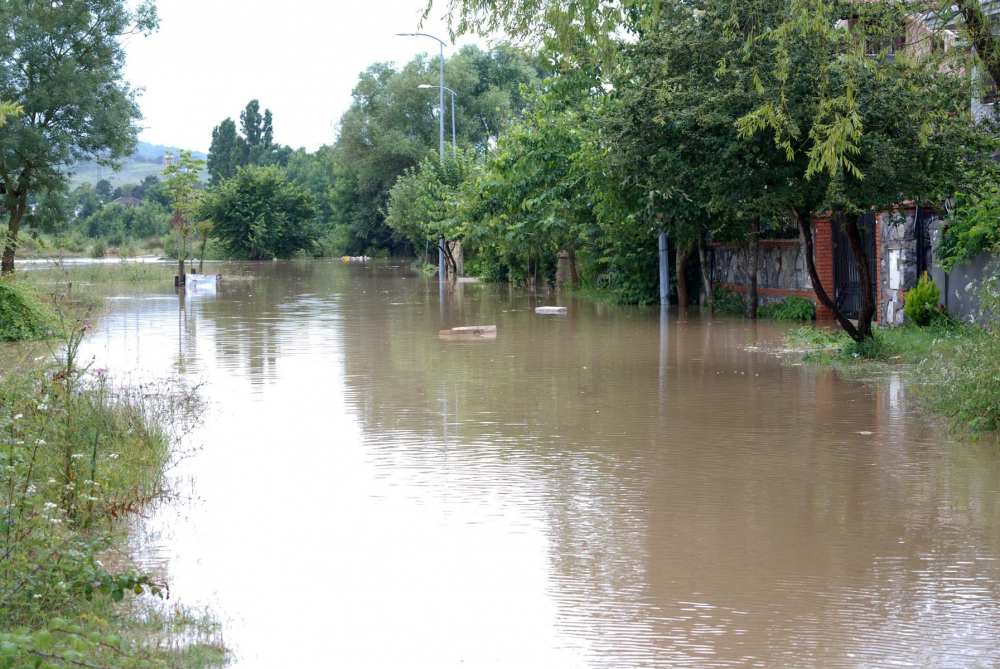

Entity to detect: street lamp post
[417,84,457,158]
[397,32,447,281]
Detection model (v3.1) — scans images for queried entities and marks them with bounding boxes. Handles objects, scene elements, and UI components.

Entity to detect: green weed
[0,297,227,668]
[0,277,59,341]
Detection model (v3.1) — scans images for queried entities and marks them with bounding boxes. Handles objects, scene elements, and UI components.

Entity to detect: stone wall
[879,209,937,326]
[712,239,814,306]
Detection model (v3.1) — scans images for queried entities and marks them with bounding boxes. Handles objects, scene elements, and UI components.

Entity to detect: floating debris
[439,325,497,339]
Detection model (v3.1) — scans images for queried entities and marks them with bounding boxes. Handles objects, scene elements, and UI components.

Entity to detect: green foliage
[938,164,1000,272]
[0,296,227,667]
[758,296,816,321]
[713,287,746,315]
[903,272,943,326]
[332,44,543,252]
[0,99,23,127]
[410,259,438,277]
[162,151,206,266]
[0,0,158,271]
[199,165,317,260]
[784,325,852,350]
[0,278,56,341]
[207,101,292,187]
[90,238,107,259]
[386,148,479,274]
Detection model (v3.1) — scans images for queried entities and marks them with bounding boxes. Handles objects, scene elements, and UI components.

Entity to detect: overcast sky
[122,0,490,153]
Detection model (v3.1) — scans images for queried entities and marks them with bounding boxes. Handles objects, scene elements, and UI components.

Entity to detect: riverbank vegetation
[0,277,58,342]
[787,268,1000,433]
[0,301,228,667]
[375,0,991,344]
[6,0,1000,348]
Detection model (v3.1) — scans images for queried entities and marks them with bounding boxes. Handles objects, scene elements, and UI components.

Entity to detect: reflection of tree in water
[336,267,1000,664]
[185,261,343,387]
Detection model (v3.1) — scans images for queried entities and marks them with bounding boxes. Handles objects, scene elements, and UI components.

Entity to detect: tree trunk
[2,204,26,275]
[697,229,713,314]
[568,248,579,287]
[676,241,693,310]
[745,217,760,319]
[844,214,876,339]
[796,210,865,342]
[440,239,458,276]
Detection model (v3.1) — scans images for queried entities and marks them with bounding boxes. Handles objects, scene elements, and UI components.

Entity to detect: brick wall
[812,215,835,320]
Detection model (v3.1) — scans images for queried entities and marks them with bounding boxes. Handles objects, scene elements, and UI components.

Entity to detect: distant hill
[67,141,209,189]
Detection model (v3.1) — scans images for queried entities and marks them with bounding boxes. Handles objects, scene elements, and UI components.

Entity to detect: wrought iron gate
[833,211,878,319]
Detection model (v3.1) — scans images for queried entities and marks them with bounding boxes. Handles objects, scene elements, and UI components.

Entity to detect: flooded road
[69,260,1000,667]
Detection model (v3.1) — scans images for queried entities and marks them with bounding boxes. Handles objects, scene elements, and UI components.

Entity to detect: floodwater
[54,261,1000,666]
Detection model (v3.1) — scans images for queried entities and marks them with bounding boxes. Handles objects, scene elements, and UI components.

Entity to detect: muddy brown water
[27,259,1000,667]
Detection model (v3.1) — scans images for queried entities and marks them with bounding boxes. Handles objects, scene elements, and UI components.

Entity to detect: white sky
[122,0,490,153]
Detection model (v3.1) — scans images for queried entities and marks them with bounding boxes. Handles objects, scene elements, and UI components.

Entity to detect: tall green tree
[332,44,543,252]
[199,165,317,260]
[0,0,158,274]
[208,118,241,184]
[208,101,288,181]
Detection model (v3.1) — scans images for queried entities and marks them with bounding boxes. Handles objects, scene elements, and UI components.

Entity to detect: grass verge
[786,321,1000,434]
[0,301,228,668]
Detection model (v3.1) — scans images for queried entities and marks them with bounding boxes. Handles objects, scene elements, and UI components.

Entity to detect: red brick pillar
[875,215,883,326]
[813,214,835,321]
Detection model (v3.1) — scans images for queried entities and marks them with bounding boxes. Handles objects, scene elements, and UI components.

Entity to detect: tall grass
[22,262,176,288]
[0,298,227,668]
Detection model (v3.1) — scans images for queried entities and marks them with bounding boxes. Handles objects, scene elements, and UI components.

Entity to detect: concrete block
[439,325,497,339]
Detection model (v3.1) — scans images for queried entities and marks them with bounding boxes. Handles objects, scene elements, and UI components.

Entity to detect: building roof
[110,196,143,206]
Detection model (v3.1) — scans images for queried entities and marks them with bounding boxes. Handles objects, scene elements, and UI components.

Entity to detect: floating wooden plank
[535,306,567,315]
[439,325,497,339]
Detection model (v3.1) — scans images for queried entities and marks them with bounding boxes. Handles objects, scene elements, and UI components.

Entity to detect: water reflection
[55,260,1000,668]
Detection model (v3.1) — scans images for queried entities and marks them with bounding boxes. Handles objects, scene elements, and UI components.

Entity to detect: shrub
[410,259,438,277]
[713,286,746,314]
[90,238,107,259]
[199,165,317,260]
[758,296,816,321]
[903,272,942,326]
[0,278,56,341]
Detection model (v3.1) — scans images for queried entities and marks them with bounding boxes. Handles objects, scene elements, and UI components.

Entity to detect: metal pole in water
[659,231,670,306]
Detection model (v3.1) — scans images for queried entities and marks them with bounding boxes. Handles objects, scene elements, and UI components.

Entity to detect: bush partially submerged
[714,287,815,320]
[0,277,57,341]
[758,295,816,321]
